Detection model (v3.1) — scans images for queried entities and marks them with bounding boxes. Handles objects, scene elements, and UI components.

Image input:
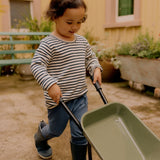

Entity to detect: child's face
[54,7,86,40]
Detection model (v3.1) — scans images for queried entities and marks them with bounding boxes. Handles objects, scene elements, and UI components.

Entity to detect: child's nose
[71,24,79,31]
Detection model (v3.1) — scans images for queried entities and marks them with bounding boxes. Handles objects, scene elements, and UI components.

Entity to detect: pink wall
[1,0,10,31]
[0,0,42,32]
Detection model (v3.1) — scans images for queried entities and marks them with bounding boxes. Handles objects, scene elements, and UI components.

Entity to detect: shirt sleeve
[30,41,57,91]
[85,42,102,76]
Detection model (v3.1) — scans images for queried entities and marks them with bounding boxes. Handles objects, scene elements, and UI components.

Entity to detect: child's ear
[82,14,87,23]
[52,16,58,22]
[53,17,57,23]
[51,16,55,21]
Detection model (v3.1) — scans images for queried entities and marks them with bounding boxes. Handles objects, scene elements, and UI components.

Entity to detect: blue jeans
[41,93,88,145]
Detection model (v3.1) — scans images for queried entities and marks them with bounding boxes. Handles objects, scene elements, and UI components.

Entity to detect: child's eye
[77,21,82,24]
[66,22,72,25]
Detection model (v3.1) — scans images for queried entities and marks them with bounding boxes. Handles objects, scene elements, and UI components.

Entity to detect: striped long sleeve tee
[31,34,101,109]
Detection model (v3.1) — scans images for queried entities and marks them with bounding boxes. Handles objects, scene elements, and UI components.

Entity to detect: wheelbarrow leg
[60,98,92,160]
[88,143,92,160]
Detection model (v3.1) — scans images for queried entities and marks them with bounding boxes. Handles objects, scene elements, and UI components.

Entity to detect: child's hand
[48,83,62,104]
[93,67,102,85]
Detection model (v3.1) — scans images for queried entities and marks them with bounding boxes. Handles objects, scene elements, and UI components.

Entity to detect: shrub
[115,33,160,59]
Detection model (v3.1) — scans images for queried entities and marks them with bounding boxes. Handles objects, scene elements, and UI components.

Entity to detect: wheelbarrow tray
[81,102,160,160]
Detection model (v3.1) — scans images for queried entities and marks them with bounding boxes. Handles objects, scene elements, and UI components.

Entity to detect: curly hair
[46,0,87,21]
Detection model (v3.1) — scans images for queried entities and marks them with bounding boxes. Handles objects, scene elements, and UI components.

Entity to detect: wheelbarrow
[60,78,160,160]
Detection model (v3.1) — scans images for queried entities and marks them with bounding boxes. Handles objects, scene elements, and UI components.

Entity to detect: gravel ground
[0,75,160,160]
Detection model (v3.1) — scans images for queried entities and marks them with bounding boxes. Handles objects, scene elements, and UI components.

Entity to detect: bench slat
[0,32,51,36]
[0,40,40,45]
[0,59,32,66]
[0,49,36,55]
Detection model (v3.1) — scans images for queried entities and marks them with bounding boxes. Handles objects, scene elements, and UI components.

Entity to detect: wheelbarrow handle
[60,98,82,131]
[90,75,108,104]
[59,98,92,160]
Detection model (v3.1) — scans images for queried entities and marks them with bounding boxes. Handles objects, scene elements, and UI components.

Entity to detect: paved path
[0,75,160,160]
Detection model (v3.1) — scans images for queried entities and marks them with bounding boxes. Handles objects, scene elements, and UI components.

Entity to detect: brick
[128,81,145,92]
[154,88,160,98]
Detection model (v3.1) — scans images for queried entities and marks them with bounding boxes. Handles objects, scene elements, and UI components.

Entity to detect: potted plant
[15,17,53,80]
[92,43,121,82]
[115,32,160,90]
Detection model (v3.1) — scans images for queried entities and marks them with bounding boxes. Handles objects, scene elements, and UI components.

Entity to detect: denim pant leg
[69,94,88,145]
[41,93,88,145]
[41,103,70,139]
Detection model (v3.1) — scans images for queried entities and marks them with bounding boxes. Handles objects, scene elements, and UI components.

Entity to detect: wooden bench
[0,32,51,75]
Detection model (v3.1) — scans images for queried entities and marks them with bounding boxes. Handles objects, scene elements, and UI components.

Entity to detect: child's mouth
[69,31,74,34]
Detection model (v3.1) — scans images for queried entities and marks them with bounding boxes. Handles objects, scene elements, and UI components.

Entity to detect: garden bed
[118,56,160,88]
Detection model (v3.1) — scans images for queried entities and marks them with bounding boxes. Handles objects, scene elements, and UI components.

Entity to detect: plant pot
[118,56,160,88]
[100,60,121,82]
[16,64,34,80]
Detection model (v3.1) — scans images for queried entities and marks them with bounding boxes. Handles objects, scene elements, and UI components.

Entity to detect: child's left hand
[93,67,102,85]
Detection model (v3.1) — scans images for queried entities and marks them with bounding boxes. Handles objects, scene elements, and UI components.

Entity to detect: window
[105,0,141,28]
[10,0,32,28]
[118,0,134,16]
[116,0,134,22]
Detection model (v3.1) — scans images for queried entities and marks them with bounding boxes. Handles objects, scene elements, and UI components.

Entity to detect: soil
[0,75,160,160]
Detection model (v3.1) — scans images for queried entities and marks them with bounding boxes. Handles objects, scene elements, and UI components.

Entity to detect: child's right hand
[48,83,62,104]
